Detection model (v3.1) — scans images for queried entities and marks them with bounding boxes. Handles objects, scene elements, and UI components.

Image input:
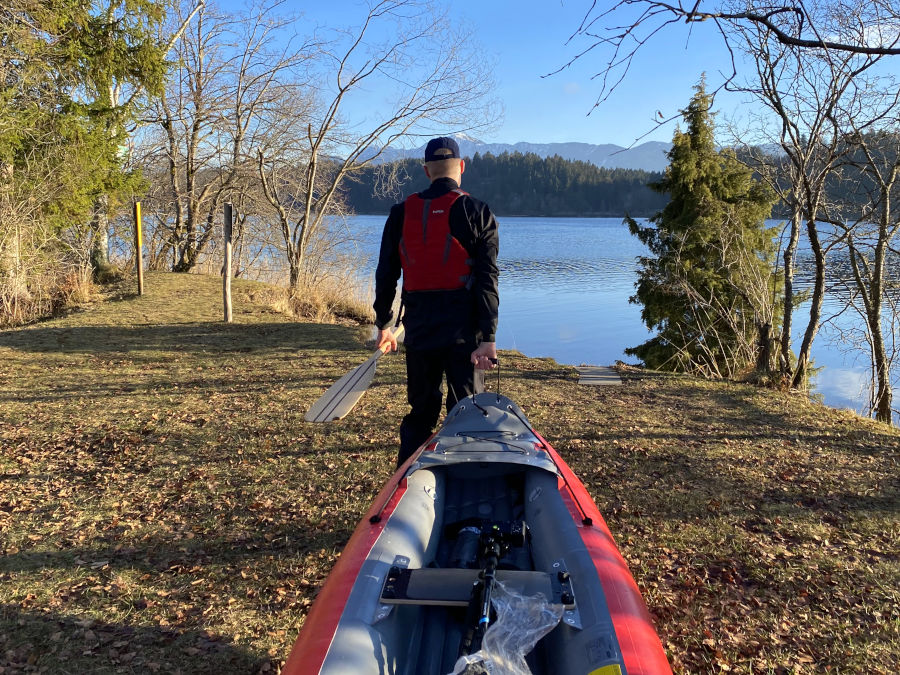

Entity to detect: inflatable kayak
[283,393,672,675]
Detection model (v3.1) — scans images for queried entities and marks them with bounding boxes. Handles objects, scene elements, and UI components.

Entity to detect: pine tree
[1,1,167,228]
[625,79,780,379]
[1,0,171,320]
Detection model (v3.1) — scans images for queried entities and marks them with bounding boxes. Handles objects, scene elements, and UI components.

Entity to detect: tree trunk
[1,220,31,304]
[870,312,892,424]
[288,261,301,291]
[868,200,893,425]
[90,193,114,276]
[779,210,801,377]
[791,217,826,389]
[0,162,30,304]
[756,321,773,376]
[173,245,196,273]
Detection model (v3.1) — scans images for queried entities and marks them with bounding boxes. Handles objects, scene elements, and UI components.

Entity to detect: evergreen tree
[1,1,169,272]
[625,80,780,379]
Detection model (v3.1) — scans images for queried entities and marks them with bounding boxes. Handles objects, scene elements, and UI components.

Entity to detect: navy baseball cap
[424,136,460,162]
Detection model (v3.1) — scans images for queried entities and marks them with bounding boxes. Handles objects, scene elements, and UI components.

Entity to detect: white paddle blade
[305,325,404,422]
[305,356,379,422]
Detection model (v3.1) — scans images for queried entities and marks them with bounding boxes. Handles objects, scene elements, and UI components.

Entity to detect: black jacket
[373,177,499,349]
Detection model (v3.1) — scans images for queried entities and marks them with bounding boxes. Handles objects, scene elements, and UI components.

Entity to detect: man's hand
[376,328,398,352]
[471,341,497,370]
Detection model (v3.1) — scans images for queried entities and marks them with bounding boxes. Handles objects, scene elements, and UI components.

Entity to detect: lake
[347,214,893,418]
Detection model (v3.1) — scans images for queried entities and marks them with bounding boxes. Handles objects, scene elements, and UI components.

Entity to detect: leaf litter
[0,272,898,674]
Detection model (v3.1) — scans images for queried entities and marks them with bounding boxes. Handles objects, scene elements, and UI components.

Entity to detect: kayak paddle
[305,325,404,422]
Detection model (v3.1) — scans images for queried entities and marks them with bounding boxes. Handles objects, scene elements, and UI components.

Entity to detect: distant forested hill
[342,152,668,217]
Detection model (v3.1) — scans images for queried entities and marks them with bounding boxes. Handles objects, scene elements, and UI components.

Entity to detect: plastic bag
[447,579,564,675]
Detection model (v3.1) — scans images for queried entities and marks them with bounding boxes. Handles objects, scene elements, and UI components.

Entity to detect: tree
[712,2,899,422]
[255,0,497,290]
[1,2,157,319]
[562,1,900,112]
[0,1,203,281]
[732,23,887,388]
[139,0,496,292]
[626,81,779,378]
[824,131,900,423]
[341,153,666,216]
[140,0,310,274]
[562,0,900,424]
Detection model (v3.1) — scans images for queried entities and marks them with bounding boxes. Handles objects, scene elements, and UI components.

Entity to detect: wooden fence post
[133,201,144,296]
[223,202,233,323]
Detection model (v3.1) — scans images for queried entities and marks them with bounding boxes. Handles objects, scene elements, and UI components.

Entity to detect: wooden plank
[576,366,621,386]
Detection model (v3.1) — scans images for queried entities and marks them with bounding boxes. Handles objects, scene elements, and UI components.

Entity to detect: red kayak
[284,393,672,674]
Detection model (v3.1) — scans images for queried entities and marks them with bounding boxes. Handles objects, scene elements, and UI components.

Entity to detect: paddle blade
[305,325,404,423]
[305,357,379,422]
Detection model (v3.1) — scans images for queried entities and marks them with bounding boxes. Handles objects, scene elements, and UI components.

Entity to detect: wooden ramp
[576,366,622,386]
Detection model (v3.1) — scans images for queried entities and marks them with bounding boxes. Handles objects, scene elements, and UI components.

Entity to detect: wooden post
[133,201,144,296]
[223,202,233,323]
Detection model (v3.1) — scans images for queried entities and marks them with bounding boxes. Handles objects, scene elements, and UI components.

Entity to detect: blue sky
[446,1,738,146]
[224,0,745,146]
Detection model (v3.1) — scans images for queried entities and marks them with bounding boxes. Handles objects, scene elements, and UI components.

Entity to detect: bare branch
[562,1,900,109]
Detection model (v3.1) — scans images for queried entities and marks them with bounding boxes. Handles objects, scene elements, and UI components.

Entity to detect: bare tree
[255,0,497,290]
[819,126,900,423]
[136,0,497,295]
[142,0,313,273]
[564,1,900,409]
[82,0,206,275]
[564,1,900,112]
[734,17,895,390]
[719,5,900,423]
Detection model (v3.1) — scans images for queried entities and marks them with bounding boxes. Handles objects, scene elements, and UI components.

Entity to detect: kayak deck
[284,393,672,675]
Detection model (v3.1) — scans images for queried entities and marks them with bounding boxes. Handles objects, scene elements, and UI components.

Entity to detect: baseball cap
[424,136,460,162]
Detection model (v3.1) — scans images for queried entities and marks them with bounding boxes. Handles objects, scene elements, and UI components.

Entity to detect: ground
[1,273,897,674]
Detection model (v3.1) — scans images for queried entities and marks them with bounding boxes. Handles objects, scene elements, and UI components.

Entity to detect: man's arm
[373,204,404,330]
[467,200,499,343]
[466,199,499,369]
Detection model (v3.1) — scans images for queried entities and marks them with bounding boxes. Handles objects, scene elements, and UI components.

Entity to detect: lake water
[347,215,894,418]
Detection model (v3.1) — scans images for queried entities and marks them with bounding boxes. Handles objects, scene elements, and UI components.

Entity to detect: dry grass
[0,266,95,329]
[0,272,897,674]
[269,282,373,326]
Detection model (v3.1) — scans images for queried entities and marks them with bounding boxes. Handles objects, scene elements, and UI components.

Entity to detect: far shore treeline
[342,152,669,217]
[344,143,900,220]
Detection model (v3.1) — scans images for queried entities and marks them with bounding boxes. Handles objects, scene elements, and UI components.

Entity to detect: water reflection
[349,215,895,420]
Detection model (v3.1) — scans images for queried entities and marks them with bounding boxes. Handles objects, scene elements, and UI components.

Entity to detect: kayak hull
[284,394,671,675]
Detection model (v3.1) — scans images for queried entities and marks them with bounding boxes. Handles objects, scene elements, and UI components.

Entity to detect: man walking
[374,136,499,467]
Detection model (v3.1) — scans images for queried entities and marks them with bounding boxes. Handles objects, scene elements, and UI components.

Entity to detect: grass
[1,272,897,674]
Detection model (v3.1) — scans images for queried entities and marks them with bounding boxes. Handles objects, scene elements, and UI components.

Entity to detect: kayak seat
[379,567,575,609]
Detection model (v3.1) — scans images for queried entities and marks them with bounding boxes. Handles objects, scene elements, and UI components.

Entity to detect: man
[374,136,499,467]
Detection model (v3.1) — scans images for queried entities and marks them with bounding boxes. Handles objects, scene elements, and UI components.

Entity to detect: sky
[221,0,748,147]
[445,1,740,146]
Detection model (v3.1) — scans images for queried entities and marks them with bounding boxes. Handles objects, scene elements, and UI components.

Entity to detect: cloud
[563,82,581,96]
[814,367,869,411]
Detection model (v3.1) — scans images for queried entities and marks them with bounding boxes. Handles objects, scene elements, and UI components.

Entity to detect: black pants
[398,343,484,466]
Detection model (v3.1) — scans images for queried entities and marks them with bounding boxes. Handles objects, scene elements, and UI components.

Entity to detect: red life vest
[399,190,472,292]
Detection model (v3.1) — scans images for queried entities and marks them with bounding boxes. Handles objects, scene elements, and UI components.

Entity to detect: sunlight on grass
[1,272,897,674]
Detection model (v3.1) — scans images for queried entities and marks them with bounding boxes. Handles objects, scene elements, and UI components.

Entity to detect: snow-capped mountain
[375,134,671,172]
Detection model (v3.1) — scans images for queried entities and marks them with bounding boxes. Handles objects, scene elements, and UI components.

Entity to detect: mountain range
[374,134,672,173]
